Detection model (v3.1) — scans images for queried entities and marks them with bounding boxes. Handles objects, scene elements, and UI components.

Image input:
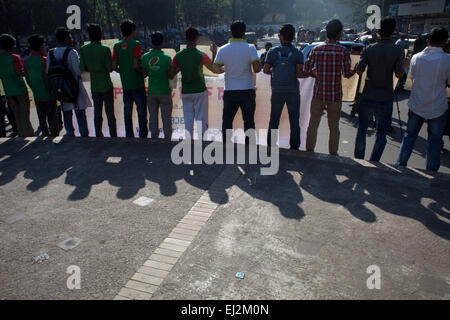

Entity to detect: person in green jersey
[24,34,59,137]
[169,27,217,140]
[112,20,147,138]
[142,32,173,140]
[0,34,34,137]
[80,24,117,137]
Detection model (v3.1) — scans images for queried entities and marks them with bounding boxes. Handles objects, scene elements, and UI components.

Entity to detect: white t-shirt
[214,39,259,91]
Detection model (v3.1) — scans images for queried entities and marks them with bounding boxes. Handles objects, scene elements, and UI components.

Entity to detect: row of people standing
[0,18,448,172]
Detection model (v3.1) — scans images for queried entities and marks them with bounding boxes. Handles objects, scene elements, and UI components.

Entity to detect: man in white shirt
[396,27,450,172]
[212,21,261,144]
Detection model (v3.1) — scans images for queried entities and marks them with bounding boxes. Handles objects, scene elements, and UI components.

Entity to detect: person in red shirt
[304,19,356,156]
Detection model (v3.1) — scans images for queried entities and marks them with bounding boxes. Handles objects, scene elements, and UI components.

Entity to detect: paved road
[0,138,449,300]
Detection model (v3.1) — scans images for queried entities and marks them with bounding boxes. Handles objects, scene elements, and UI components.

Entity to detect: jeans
[268,91,301,150]
[123,87,148,138]
[63,109,89,137]
[355,97,393,162]
[222,89,256,144]
[92,89,117,137]
[396,110,448,172]
[35,100,59,136]
[148,94,173,140]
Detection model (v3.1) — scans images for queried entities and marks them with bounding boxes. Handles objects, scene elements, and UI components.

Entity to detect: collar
[229,38,246,43]
[424,46,444,53]
[31,52,43,56]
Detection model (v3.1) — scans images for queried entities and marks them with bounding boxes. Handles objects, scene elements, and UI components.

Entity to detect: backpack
[271,46,297,87]
[47,48,79,103]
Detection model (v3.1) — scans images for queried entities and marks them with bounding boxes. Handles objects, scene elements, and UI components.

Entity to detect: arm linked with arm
[342,50,355,79]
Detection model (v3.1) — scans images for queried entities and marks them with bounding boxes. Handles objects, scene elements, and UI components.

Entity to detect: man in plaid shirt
[304,19,355,155]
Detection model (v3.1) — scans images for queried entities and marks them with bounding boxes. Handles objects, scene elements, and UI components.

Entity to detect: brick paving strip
[114,165,242,300]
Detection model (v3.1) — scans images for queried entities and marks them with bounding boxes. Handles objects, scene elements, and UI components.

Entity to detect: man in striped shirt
[304,19,355,155]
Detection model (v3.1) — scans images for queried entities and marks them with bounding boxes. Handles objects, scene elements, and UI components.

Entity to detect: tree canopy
[0,0,351,38]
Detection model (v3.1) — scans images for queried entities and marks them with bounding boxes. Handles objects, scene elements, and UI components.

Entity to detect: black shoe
[386,127,394,133]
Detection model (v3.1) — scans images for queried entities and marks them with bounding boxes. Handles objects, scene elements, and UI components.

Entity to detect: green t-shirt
[24,53,55,101]
[0,51,28,97]
[172,47,208,94]
[79,42,113,93]
[141,49,172,95]
[113,40,145,91]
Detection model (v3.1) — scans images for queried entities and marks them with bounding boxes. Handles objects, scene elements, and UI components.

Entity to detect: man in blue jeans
[396,27,450,172]
[354,16,406,162]
[263,24,306,150]
[113,20,147,138]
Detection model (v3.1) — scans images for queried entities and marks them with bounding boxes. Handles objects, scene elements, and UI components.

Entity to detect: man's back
[80,42,113,93]
[358,39,404,101]
[265,44,303,92]
[24,53,54,101]
[214,40,259,91]
[0,51,27,97]
[305,42,351,101]
[409,46,450,119]
[113,39,144,91]
[47,46,80,78]
[172,47,207,94]
[142,49,172,95]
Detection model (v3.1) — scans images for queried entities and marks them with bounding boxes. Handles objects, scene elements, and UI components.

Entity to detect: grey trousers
[148,94,173,140]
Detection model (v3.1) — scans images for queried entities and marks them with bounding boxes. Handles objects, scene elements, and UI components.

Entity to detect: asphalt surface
[0,138,449,299]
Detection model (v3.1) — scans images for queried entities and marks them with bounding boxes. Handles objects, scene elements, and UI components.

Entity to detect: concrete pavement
[0,137,449,299]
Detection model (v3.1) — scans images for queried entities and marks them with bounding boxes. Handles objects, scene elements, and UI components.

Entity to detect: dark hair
[87,23,102,42]
[0,34,16,50]
[185,27,199,42]
[351,45,363,52]
[279,24,295,42]
[444,42,450,52]
[28,34,45,52]
[230,20,246,38]
[55,27,70,43]
[326,19,343,39]
[151,32,164,46]
[265,42,273,49]
[120,20,136,37]
[379,16,396,37]
[429,27,448,45]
